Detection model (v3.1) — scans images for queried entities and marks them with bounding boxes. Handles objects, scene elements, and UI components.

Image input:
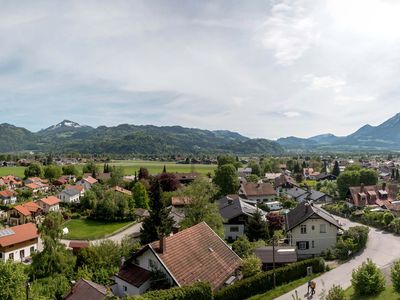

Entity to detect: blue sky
[1,0,400,138]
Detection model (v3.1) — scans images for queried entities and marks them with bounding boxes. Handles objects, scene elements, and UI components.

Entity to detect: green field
[64,218,134,240]
[0,160,217,178]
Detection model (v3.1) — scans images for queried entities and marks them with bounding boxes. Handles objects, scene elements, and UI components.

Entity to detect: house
[78,176,98,190]
[238,168,252,178]
[263,173,282,183]
[69,241,90,255]
[174,172,198,185]
[83,173,111,183]
[24,180,49,194]
[112,186,132,197]
[135,208,150,219]
[171,196,192,208]
[53,175,74,186]
[0,175,22,189]
[348,183,398,208]
[274,174,298,193]
[239,182,276,204]
[286,187,333,203]
[253,246,297,270]
[59,187,82,204]
[0,223,39,262]
[65,278,110,300]
[315,173,337,181]
[168,206,186,233]
[303,168,320,180]
[0,190,17,205]
[8,202,41,226]
[285,202,342,258]
[113,222,242,297]
[218,195,267,240]
[37,196,61,213]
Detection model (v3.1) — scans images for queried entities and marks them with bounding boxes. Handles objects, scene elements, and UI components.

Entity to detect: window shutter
[306,241,309,249]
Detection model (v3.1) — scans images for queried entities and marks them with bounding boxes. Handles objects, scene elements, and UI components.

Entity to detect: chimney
[360,183,365,193]
[227,196,233,205]
[159,235,167,254]
[382,182,387,191]
[304,202,310,213]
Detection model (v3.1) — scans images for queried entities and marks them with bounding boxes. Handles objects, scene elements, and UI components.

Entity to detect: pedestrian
[311,280,316,295]
[307,280,312,294]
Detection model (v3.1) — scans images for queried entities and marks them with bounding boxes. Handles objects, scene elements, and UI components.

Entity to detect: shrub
[391,260,400,293]
[241,255,262,278]
[214,257,325,300]
[326,284,347,300]
[351,259,385,296]
[335,226,369,260]
[129,282,212,300]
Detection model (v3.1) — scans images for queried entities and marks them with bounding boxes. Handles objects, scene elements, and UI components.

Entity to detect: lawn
[248,274,320,300]
[345,286,400,300]
[0,166,26,177]
[63,218,134,240]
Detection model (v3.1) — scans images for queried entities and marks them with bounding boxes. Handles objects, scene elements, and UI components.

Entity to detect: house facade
[8,202,41,226]
[0,190,17,205]
[286,202,342,258]
[59,186,84,203]
[0,223,39,262]
[37,196,61,213]
[239,182,277,204]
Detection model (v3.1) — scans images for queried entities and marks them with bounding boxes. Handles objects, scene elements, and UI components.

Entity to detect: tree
[246,210,269,242]
[391,260,400,294]
[24,162,43,178]
[351,259,385,296]
[30,274,71,300]
[293,161,301,174]
[82,162,98,174]
[383,212,395,227]
[337,171,361,199]
[44,164,62,182]
[0,261,27,300]
[332,161,340,177]
[31,212,76,279]
[109,166,124,186]
[248,161,261,177]
[140,180,174,244]
[232,236,252,258]
[246,174,260,183]
[213,164,240,196]
[156,173,180,192]
[241,255,262,278]
[62,165,79,176]
[359,169,378,186]
[397,169,400,181]
[326,285,347,300]
[266,213,284,236]
[179,177,224,237]
[138,167,150,180]
[217,155,236,167]
[132,181,150,209]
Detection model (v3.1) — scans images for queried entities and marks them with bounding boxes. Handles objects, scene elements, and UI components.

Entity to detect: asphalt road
[276,215,400,299]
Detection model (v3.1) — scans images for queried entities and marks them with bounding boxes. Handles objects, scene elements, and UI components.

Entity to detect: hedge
[214,257,325,300]
[128,282,212,300]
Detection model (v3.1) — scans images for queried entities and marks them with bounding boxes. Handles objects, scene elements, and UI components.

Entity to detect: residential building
[113,222,242,297]
[286,187,333,203]
[37,196,61,213]
[174,172,198,185]
[274,174,298,193]
[8,202,41,226]
[285,202,342,258]
[0,223,39,262]
[171,196,192,208]
[112,186,132,196]
[348,183,398,208]
[239,182,276,204]
[238,168,252,178]
[65,278,110,300]
[0,190,17,205]
[78,176,98,190]
[218,195,267,240]
[303,168,320,180]
[59,186,84,203]
[253,246,297,270]
[315,173,337,181]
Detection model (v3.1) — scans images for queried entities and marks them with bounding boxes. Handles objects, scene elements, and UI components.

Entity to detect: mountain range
[277,113,400,152]
[0,120,284,155]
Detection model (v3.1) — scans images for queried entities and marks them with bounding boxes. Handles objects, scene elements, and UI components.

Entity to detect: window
[123,286,127,292]
[312,241,315,248]
[320,224,327,233]
[0,252,2,258]
[30,246,35,254]
[297,241,309,250]
[8,253,14,260]
[311,225,315,230]
[230,226,239,232]
[300,224,307,234]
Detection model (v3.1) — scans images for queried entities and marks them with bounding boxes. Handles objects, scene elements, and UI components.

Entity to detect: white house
[37,196,61,213]
[113,222,242,297]
[0,190,17,205]
[77,176,98,190]
[59,186,84,204]
[239,182,277,204]
[285,202,342,258]
[0,223,39,262]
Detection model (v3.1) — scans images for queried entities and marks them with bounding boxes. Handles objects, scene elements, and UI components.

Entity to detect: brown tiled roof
[69,241,90,249]
[66,185,84,192]
[0,190,15,198]
[274,174,298,188]
[112,186,132,196]
[0,223,38,247]
[348,185,398,207]
[116,264,151,288]
[149,222,241,290]
[83,176,98,184]
[23,201,41,213]
[39,196,60,206]
[14,205,31,216]
[240,182,276,197]
[65,278,108,300]
[171,196,192,206]
[26,183,40,189]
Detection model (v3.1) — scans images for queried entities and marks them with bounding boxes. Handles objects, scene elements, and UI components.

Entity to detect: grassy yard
[248,274,320,300]
[345,286,400,300]
[0,166,26,177]
[64,218,134,240]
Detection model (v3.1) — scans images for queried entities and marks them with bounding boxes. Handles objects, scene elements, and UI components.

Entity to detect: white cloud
[303,74,346,92]
[283,111,301,118]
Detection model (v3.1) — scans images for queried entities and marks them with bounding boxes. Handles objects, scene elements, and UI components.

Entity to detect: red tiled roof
[149,222,241,290]
[171,196,192,206]
[39,196,61,206]
[240,182,276,197]
[23,201,41,213]
[66,185,84,192]
[112,186,132,196]
[0,223,38,247]
[69,241,90,249]
[83,176,98,184]
[14,205,31,216]
[26,183,40,189]
[0,190,15,198]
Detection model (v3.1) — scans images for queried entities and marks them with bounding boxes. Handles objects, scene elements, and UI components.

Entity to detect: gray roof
[168,206,185,227]
[286,187,308,199]
[253,246,297,264]
[218,195,266,221]
[61,188,80,197]
[286,202,341,231]
[297,190,328,202]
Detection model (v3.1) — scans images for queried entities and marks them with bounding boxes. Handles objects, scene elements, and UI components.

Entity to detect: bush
[391,260,400,293]
[214,257,325,300]
[326,284,347,300]
[335,226,369,260]
[351,259,385,296]
[241,255,262,278]
[129,282,212,300]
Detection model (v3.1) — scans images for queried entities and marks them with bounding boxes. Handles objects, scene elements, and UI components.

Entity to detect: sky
[1,0,400,139]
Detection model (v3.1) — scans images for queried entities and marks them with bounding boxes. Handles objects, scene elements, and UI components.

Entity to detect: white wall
[224,224,245,240]
[114,276,150,298]
[0,242,38,262]
[288,218,338,257]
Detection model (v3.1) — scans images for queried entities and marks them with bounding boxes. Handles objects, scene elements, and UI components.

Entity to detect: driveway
[60,222,143,247]
[276,215,400,299]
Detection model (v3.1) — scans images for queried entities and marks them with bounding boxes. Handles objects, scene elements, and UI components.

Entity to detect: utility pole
[272,235,276,288]
[25,280,30,300]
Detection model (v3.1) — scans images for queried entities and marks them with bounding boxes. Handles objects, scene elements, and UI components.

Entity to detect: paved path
[276,216,400,300]
[61,222,143,247]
